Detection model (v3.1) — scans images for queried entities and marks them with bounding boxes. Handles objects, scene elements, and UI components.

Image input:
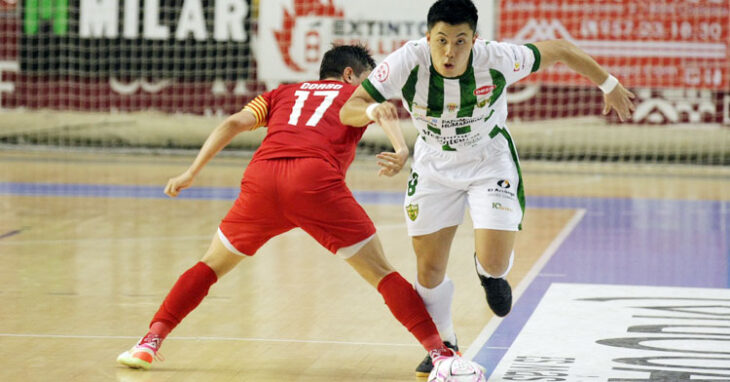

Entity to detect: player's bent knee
[344,235,396,287]
[201,234,247,278]
[336,233,376,259]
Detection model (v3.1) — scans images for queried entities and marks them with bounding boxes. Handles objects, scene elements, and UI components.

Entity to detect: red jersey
[244,80,367,175]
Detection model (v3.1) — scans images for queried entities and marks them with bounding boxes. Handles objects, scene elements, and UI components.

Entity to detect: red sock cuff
[377,272,444,352]
[194,261,218,283]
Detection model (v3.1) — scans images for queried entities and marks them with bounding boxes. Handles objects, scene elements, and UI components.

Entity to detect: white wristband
[365,103,380,121]
[599,74,618,94]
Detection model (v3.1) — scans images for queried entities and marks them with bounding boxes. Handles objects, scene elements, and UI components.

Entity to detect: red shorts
[219,157,376,256]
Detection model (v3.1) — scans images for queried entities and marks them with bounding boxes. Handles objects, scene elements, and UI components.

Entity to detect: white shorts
[403,135,524,236]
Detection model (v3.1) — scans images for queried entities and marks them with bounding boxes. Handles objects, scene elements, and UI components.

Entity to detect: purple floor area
[474,195,730,375]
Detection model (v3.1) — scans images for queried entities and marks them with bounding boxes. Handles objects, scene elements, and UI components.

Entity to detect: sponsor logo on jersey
[374,62,390,82]
[474,85,496,96]
[406,203,419,221]
[492,202,512,212]
[414,113,439,127]
[477,98,489,108]
[487,186,516,199]
[442,115,482,128]
[498,179,511,189]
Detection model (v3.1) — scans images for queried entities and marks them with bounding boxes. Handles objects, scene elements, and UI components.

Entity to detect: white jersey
[362,38,540,152]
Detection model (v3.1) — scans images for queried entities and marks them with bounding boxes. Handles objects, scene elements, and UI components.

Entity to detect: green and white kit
[362,38,540,234]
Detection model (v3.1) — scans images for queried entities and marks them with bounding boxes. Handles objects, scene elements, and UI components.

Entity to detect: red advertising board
[499,0,730,90]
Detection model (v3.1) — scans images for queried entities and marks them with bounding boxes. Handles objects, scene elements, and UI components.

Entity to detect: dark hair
[427,0,478,32]
[319,44,376,80]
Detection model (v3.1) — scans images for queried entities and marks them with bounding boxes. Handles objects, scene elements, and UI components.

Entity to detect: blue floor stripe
[0,182,408,205]
[0,182,238,200]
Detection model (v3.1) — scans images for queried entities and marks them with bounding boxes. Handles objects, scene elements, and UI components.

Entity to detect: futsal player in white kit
[340,0,635,376]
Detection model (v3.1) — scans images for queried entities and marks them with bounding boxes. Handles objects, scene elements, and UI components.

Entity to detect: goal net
[497,0,730,164]
[1,0,728,164]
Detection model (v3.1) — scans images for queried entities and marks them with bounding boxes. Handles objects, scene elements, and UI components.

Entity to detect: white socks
[416,276,456,344]
[475,251,514,279]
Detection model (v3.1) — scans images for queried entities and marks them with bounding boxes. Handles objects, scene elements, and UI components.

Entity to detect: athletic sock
[415,276,456,344]
[148,261,218,341]
[475,251,515,279]
[377,272,444,352]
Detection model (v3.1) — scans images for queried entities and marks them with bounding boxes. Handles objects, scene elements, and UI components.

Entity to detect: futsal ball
[427,356,486,382]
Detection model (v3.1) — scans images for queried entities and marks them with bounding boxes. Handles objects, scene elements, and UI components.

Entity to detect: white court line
[0,333,420,348]
[463,208,587,360]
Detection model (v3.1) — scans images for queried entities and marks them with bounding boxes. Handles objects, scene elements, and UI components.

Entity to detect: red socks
[148,261,218,339]
[143,265,441,355]
[377,272,444,352]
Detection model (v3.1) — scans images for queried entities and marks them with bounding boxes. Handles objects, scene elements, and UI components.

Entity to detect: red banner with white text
[499,0,730,90]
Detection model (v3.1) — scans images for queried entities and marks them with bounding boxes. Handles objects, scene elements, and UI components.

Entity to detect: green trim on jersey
[426,72,444,118]
[489,69,506,106]
[525,43,541,73]
[489,125,525,230]
[457,68,477,118]
[401,66,420,112]
[362,78,386,103]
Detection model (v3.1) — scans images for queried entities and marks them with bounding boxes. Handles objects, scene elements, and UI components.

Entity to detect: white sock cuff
[475,251,515,279]
[415,275,454,300]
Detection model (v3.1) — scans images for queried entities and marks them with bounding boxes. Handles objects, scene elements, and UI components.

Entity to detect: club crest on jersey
[477,98,488,108]
[447,103,458,113]
[374,62,390,82]
[406,203,419,221]
[514,62,521,72]
[474,85,496,96]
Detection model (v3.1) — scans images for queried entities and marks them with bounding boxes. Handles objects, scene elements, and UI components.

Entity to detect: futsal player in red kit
[117,45,457,371]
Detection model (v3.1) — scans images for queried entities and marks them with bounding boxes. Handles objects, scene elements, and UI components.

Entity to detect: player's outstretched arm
[341,86,399,127]
[164,110,258,197]
[532,39,636,121]
[375,115,409,177]
[341,86,408,176]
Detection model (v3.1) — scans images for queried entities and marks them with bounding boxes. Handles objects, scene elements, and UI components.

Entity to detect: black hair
[319,44,376,80]
[427,0,478,32]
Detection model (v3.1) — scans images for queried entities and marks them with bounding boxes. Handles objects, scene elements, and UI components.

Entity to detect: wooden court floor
[0,150,728,381]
